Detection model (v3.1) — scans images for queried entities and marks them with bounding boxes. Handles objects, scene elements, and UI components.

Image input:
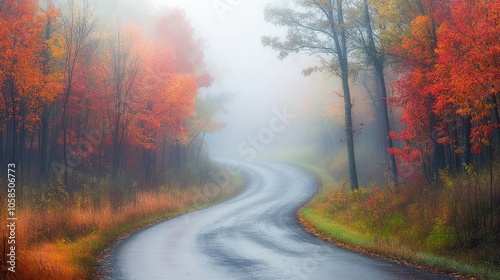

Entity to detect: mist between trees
[0,0,499,278]
[0,0,231,190]
[0,1,239,278]
[262,0,499,189]
[261,0,499,272]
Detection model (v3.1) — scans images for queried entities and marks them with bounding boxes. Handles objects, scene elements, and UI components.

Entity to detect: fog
[144,1,342,157]
[92,0,389,183]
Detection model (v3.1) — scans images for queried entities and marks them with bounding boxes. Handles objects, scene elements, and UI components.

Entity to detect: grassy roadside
[3,165,246,280]
[291,162,500,280]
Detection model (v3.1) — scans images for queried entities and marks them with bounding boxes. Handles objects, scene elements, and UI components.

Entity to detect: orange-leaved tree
[430,0,500,156]
[387,0,451,180]
[0,0,46,172]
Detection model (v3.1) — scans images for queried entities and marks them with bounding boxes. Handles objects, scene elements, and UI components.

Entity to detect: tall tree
[183,93,231,160]
[39,0,65,178]
[384,0,452,180]
[0,0,45,173]
[60,0,96,187]
[263,0,359,190]
[103,26,142,180]
[350,0,398,184]
[155,9,213,88]
[430,0,500,155]
[153,10,212,171]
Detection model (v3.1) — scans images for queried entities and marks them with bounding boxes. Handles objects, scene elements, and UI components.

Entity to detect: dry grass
[0,169,245,280]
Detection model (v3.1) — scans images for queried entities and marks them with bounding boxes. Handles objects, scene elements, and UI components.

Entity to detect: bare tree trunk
[341,70,359,190]
[0,131,3,169]
[8,78,16,163]
[39,105,51,177]
[18,112,26,185]
[39,0,54,178]
[161,135,167,172]
[61,0,95,187]
[62,88,71,187]
[26,130,35,178]
[362,0,398,185]
[107,28,140,181]
[333,0,358,190]
[197,133,206,160]
[263,0,359,189]
[48,124,59,184]
[490,94,500,153]
[97,124,105,177]
[463,116,472,166]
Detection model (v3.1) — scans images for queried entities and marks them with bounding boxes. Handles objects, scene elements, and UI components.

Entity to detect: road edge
[290,163,477,280]
[93,163,247,279]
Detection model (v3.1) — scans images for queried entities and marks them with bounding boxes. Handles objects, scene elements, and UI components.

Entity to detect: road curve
[101,161,452,280]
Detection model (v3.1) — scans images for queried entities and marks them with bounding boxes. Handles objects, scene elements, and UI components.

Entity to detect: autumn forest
[1,0,499,279]
[0,0,219,187]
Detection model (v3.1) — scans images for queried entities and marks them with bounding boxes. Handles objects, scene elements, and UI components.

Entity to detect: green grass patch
[286,160,500,280]
[301,207,373,247]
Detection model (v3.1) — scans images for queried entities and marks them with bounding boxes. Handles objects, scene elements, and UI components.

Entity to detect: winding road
[101,161,452,280]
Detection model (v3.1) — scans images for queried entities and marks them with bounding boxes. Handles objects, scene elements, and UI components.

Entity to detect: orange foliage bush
[0,176,240,279]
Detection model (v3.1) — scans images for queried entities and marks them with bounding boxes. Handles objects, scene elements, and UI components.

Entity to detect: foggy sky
[96,0,346,159]
[148,0,345,158]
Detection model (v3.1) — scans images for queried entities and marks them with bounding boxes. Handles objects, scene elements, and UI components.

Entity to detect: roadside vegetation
[297,161,500,279]
[1,1,237,279]
[263,0,500,278]
[0,160,245,280]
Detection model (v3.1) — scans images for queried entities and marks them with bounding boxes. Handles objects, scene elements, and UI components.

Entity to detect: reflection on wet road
[103,161,452,280]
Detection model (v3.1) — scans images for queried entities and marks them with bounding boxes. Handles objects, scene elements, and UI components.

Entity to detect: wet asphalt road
[102,161,453,280]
